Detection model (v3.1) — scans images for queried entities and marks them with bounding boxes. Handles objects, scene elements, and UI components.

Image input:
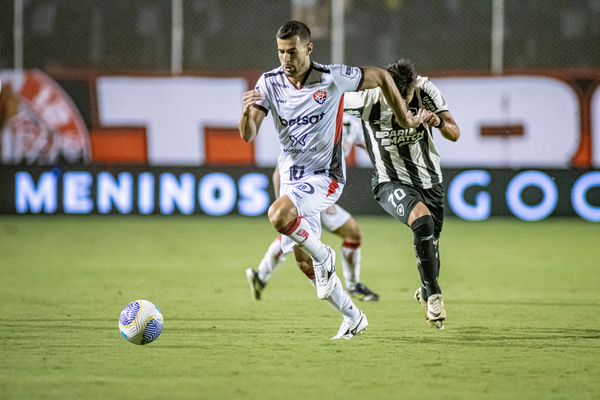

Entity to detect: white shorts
[320,204,351,233]
[279,174,344,254]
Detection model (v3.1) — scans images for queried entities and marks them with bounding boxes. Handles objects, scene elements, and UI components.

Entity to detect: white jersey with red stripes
[254,62,364,186]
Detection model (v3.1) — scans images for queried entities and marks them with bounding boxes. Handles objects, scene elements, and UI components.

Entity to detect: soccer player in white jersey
[344,59,460,329]
[239,22,423,339]
[246,113,380,303]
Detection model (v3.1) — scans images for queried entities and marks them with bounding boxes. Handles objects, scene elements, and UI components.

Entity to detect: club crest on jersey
[313,90,327,104]
[396,204,405,217]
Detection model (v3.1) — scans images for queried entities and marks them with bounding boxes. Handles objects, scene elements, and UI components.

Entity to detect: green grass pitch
[1,215,599,399]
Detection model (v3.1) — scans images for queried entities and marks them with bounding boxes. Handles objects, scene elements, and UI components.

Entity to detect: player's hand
[406,109,426,128]
[242,89,262,115]
[422,110,442,128]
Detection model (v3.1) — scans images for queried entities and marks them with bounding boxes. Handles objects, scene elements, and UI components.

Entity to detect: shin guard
[411,215,441,299]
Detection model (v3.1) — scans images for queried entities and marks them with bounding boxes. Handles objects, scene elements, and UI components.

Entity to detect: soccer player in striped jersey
[239,22,423,339]
[344,59,461,329]
[247,114,380,303]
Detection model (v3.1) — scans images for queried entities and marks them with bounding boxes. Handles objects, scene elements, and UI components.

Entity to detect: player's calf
[411,214,441,298]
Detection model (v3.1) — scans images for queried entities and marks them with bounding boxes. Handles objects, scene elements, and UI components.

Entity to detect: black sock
[434,239,441,278]
[411,215,441,299]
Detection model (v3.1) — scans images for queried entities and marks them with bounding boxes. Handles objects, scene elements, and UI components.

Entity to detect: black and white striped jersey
[344,76,448,190]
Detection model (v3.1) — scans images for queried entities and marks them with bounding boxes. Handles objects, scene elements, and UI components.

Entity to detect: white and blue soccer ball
[119,300,163,345]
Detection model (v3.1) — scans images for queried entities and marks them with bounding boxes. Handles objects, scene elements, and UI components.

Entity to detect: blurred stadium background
[0,0,599,220]
[2,0,599,71]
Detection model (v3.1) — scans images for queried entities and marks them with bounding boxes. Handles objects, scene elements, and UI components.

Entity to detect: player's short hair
[277,21,312,43]
[386,59,416,100]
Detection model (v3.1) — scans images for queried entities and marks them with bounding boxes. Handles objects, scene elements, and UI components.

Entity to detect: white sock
[277,217,328,263]
[327,275,360,321]
[257,236,285,283]
[309,278,341,312]
[341,244,361,289]
[311,277,358,318]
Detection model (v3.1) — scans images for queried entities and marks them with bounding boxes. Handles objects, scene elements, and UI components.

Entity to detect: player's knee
[268,204,288,230]
[267,204,280,226]
[409,202,431,224]
[346,218,362,241]
[338,218,361,242]
[411,214,435,240]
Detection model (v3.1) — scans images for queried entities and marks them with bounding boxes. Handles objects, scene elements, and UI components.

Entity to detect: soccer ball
[119,300,163,345]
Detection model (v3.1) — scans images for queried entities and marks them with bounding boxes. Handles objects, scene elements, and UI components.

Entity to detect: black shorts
[373,181,445,239]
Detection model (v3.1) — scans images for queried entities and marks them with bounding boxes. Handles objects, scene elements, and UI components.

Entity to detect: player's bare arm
[422,110,460,142]
[359,67,424,129]
[238,89,265,142]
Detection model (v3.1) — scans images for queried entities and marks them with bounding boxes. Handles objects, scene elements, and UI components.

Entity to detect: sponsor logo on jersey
[421,95,437,112]
[271,81,289,88]
[376,129,425,146]
[283,146,317,154]
[279,112,325,127]
[313,90,327,104]
[277,99,287,103]
[345,109,362,118]
[295,182,315,194]
[308,78,324,85]
[290,132,310,146]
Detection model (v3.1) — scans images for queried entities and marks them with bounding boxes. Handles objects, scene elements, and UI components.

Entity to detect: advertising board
[2,166,598,221]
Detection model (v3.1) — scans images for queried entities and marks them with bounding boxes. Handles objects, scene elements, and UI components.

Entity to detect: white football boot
[331,311,369,340]
[414,287,428,314]
[426,294,446,329]
[246,268,265,300]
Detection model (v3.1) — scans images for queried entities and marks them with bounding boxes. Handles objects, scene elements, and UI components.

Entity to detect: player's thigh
[280,175,343,218]
[422,183,445,239]
[320,204,351,232]
[373,182,424,227]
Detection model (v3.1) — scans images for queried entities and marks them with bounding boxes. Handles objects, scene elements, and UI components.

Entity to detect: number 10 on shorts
[388,188,406,217]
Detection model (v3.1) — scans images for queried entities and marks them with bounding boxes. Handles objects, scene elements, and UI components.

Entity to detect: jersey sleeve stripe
[312,65,331,73]
[356,67,365,91]
[253,104,268,115]
[265,70,284,78]
[328,96,346,184]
